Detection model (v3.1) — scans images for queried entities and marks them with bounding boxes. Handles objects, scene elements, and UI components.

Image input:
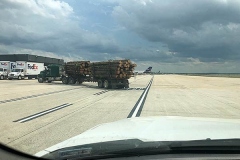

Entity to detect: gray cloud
[1,0,240,73]
[112,0,240,62]
[116,47,179,63]
[0,0,119,56]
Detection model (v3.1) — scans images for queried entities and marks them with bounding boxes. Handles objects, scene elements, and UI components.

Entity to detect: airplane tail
[144,67,152,73]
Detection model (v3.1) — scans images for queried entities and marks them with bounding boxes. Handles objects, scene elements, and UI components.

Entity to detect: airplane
[134,67,152,74]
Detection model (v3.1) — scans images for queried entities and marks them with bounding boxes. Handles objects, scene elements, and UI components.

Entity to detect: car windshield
[0,0,240,159]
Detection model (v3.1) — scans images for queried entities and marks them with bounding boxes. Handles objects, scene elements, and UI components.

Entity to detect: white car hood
[36,116,240,157]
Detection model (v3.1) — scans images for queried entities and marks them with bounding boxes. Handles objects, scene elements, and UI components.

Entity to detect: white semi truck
[8,61,44,80]
[0,61,16,80]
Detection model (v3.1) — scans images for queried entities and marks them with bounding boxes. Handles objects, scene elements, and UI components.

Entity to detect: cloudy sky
[0,0,240,73]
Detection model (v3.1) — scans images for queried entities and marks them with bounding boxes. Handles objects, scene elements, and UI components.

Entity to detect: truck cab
[8,68,25,80]
[38,65,62,83]
[0,68,8,80]
[0,61,16,79]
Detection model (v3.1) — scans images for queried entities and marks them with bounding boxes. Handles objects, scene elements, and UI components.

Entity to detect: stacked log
[64,60,136,79]
[90,60,136,79]
[64,61,91,75]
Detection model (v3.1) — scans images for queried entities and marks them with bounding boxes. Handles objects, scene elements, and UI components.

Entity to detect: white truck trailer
[0,61,16,80]
[8,61,44,80]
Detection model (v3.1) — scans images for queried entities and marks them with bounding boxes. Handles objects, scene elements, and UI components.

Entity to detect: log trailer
[38,60,136,89]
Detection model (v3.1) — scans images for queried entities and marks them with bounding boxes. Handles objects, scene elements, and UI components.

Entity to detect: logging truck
[38,60,136,89]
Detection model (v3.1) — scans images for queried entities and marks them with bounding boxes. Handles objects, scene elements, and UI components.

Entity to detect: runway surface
[0,75,239,154]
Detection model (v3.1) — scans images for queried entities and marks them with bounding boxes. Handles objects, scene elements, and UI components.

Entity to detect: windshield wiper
[42,139,170,159]
[42,139,240,160]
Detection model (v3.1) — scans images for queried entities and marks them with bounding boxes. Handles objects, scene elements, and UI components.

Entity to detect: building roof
[0,54,64,65]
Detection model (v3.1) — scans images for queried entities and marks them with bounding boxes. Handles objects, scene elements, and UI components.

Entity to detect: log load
[64,60,136,80]
[90,60,137,79]
[64,61,91,75]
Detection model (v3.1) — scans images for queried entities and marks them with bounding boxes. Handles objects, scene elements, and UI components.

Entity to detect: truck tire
[47,80,52,83]
[124,80,129,88]
[98,80,103,88]
[78,78,83,84]
[8,78,12,80]
[68,77,76,84]
[124,83,129,88]
[78,80,83,84]
[0,75,4,80]
[38,78,44,83]
[62,77,69,84]
[103,80,110,89]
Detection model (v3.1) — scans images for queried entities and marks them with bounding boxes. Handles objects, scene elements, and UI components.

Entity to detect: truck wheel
[8,78,12,80]
[98,80,103,88]
[38,78,43,83]
[124,83,129,88]
[68,77,76,84]
[0,75,3,80]
[47,80,52,83]
[124,80,129,88]
[103,80,110,89]
[78,79,83,84]
[62,77,69,84]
